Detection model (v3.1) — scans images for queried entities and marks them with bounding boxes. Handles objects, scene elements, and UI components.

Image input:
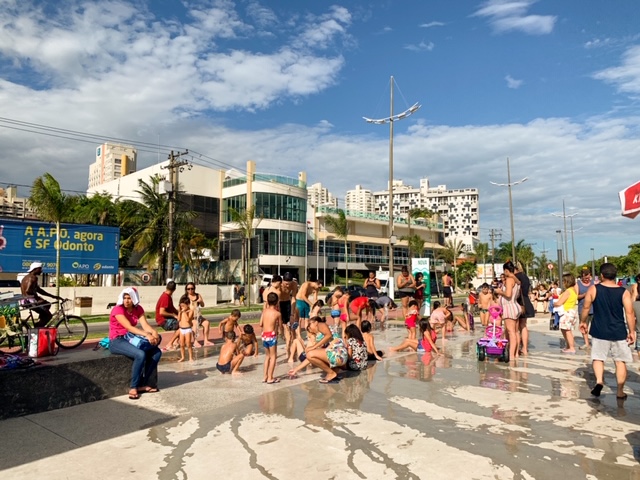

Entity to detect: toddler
[177,296,194,362]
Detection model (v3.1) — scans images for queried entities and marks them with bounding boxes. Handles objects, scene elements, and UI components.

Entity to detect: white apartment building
[307,182,337,207]
[372,178,479,252]
[88,143,138,189]
[0,186,37,220]
[345,185,375,213]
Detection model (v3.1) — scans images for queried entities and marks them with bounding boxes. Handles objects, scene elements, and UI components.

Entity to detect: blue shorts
[296,299,310,319]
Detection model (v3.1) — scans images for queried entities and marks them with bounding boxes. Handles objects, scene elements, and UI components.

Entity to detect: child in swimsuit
[237,324,258,357]
[405,300,419,340]
[217,331,244,374]
[177,296,194,363]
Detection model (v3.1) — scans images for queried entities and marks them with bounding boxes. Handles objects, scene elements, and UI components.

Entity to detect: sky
[1,0,640,266]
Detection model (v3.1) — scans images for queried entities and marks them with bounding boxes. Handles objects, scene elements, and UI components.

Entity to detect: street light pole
[556,229,564,279]
[364,76,420,291]
[551,201,577,265]
[490,157,528,265]
[590,247,595,278]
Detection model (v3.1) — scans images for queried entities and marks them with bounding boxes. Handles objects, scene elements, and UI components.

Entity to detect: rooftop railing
[317,206,443,230]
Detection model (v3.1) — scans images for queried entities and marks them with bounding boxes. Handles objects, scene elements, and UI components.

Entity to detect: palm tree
[29,173,75,298]
[407,207,434,238]
[441,238,465,290]
[73,192,118,226]
[325,209,350,284]
[228,205,261,305]
[175,226,218,285]
[400,233,425,259]
[120,176,195,282]
[474,242,489,283]
[120,177,169,278]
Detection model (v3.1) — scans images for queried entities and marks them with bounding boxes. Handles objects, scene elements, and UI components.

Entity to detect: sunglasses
[186,287,195,291]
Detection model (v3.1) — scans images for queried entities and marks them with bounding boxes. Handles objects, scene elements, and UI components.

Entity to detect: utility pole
[162,149,189,281]
[488,228,502,266]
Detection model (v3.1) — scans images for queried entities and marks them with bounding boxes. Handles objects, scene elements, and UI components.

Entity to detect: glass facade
[254,192,306,223]
[222,195,247,223]
[257,229,306,257]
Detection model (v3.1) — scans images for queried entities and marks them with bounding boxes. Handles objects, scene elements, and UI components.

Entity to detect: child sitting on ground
[390,319,439,355]
[361,320,384,361]
[219,309,241,336]
[237,324,258,357]
[344,324,368,371]
[217,331,244,374]
[177,295,194,363]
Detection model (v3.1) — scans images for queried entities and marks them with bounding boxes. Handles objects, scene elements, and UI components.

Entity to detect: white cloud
[419,21,445,28]
[592,45,640,95]
[474,0,556,35]
[505,75,523,89]
[404,41,435,52]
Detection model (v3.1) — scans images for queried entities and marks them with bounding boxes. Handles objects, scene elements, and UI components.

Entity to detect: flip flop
[266,378,280,384]
[318,377,339,384]
[591,383,604,397]
[128,390,140,400]
[138,386,159,393]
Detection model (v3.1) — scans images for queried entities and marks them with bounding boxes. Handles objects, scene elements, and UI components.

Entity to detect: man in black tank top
[580,263,636,399]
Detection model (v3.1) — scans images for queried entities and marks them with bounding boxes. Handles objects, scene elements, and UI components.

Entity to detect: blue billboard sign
[0,219,119,274]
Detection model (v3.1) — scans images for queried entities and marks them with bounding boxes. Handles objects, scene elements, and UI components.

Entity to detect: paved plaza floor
[2,316,639,479]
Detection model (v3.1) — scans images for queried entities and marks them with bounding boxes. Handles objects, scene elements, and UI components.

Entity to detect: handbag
[124,332,154,351]
[28,327,59,358]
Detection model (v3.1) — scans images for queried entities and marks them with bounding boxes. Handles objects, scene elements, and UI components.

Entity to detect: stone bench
[0,349,155,420]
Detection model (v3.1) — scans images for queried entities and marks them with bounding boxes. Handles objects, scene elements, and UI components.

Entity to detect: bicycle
[17,299,88,349]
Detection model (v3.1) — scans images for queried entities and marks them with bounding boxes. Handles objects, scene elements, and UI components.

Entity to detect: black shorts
[280,300,292,325]
[443,286,452,298]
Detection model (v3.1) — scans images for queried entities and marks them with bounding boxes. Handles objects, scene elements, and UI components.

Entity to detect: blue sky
[1,0,640,266]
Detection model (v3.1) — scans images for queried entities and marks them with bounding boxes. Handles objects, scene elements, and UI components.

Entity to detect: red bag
[28,328,59,357]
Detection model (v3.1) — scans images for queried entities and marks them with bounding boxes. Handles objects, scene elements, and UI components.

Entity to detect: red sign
[547,263,554,270]
[619,180,640,219]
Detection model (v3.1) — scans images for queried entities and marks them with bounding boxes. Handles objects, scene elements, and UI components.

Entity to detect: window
[256,229,306,257]
[222,195,247,222]
[254,192,307,223]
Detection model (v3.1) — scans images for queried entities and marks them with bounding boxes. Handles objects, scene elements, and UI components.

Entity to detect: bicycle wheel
[55,315,88,349]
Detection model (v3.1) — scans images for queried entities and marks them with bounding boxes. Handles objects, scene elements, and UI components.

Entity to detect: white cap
[28,261,43,273]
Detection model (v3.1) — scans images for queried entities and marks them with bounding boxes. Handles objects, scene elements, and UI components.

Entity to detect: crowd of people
[105,262,639,402]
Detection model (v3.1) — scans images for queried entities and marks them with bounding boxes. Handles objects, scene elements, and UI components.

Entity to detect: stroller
[476,305,509,362]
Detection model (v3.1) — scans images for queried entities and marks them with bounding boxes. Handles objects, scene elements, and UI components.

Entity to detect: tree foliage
[325,209,350,283]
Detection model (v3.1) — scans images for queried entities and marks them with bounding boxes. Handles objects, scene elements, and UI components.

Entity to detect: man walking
[580,263,636,399]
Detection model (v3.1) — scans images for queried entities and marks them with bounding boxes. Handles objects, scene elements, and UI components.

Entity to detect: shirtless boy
[296,279,323,332]
[260,292,282,384]
[219,309,241,336]
[477,283,492,327]
[216,331,244,374]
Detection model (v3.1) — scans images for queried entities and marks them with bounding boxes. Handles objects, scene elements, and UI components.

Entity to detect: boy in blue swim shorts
[260,292,282,384]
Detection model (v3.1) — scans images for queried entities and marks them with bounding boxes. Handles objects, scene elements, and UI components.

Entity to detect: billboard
[0,219,119,274]
[411,257,431,316]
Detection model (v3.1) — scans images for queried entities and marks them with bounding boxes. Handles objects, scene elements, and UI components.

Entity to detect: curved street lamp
[364,76,421,289]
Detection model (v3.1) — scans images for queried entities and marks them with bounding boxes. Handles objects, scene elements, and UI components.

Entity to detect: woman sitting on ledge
[109,288,162,400]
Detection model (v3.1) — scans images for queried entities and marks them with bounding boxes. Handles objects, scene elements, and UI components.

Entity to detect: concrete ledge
[0,351,154,420]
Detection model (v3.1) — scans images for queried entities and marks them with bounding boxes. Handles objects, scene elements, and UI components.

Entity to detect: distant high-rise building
[88,143,137,189]
[307,182,337,207]
[345,185,374,213]
[372,178,479,252]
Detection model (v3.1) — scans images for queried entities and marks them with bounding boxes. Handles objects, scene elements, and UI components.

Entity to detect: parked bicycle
[0,298,89,350]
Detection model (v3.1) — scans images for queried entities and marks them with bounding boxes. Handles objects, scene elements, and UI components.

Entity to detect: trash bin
[74,297,93,316]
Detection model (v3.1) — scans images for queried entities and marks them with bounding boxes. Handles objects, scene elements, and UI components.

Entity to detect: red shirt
[155,292,177,327]
[350,296,370,314]
[109,304,144,340]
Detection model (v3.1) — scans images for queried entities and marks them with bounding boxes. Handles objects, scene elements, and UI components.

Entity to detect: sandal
[128,389,140,400]
[138,386,160,393]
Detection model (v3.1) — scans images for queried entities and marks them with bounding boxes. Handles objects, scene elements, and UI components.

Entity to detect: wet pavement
[2,316,640,479]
